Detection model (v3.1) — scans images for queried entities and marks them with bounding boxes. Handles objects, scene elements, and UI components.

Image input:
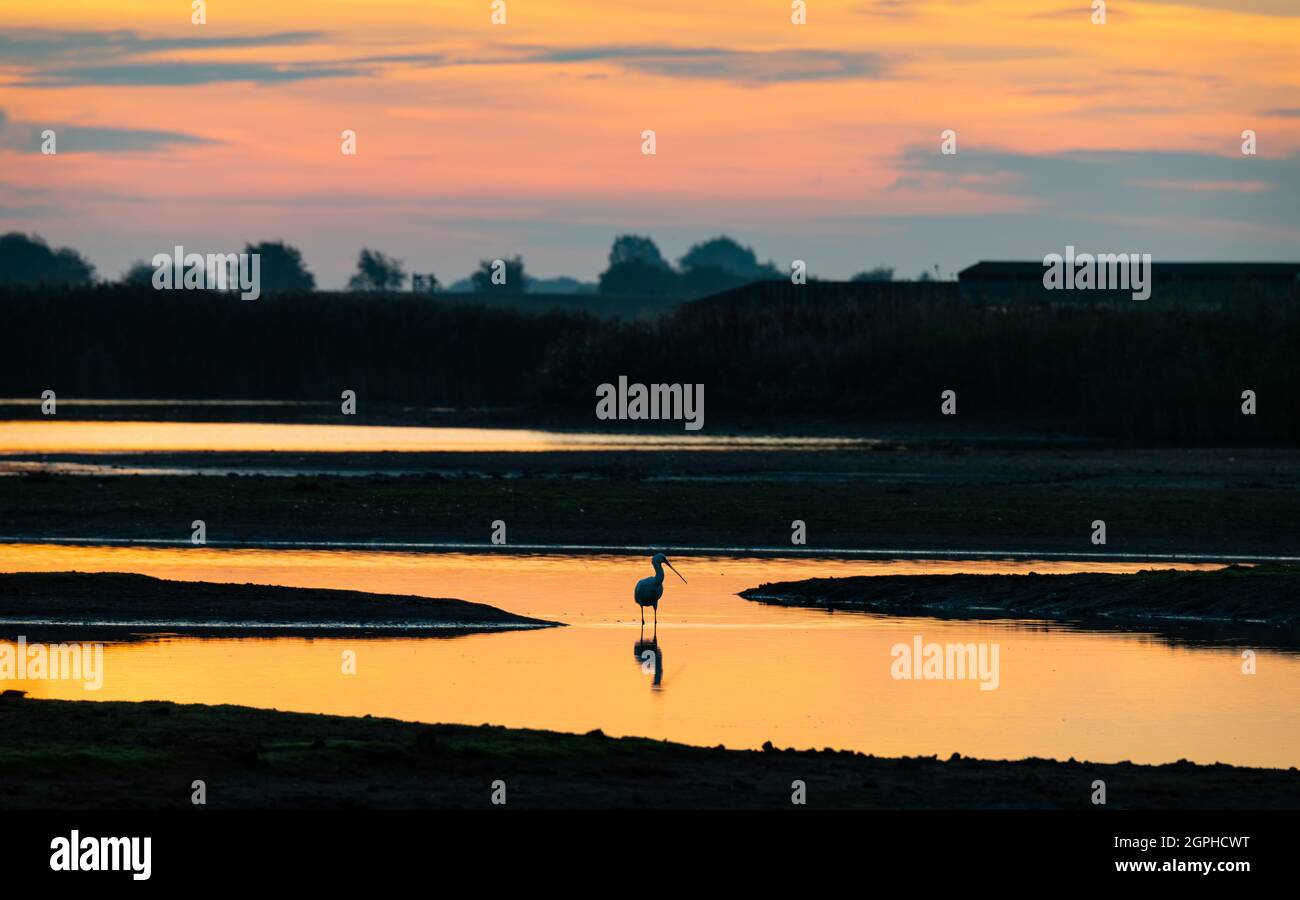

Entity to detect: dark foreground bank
[1,698,1296,810]
[741,565,1300,646]
[0,572,558,636]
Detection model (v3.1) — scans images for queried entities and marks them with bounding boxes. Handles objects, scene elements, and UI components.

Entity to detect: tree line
[0,232,904,297]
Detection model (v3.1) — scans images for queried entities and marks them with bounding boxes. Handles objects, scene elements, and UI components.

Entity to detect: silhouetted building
[697,279,958,307]
[959,261,1300,304]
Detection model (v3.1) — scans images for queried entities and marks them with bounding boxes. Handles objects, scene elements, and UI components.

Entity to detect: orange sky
[2,0,1298,285]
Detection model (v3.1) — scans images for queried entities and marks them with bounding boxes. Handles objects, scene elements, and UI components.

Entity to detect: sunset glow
[3,0,1297,284]
[7,544,1289,768]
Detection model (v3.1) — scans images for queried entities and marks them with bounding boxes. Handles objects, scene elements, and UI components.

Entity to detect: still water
[2,544,1295,768]
[0,421,868,454]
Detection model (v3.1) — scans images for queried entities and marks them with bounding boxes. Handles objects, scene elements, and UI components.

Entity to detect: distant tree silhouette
[0,233,94,287]
[121,260,155,286]
[470,256,526,293]
[245,241,315,293]
[677,265,749,297]
[608,235,669,269]
[599,235,677,296]
[411,273,440,293]
[599,260,681,296]
[347,248,406,292]
[851,267,894,282]
[678,236,777,280]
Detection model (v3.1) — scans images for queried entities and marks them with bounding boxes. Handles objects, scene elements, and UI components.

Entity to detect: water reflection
[634,626,664,690]
[0,420,872,455]
[1,543,1295,767]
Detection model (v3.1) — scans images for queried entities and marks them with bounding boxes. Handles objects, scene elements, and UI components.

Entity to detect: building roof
[960,261,1300,280]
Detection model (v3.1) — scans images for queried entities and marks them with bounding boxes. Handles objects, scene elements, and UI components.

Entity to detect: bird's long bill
[665,560,687,583]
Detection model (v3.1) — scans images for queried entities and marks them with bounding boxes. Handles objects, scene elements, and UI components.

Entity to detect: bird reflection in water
[633,625,664,690]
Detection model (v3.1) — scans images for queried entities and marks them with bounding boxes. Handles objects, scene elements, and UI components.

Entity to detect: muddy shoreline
[7,443,1300,487]
[740,565,1300,648]
[2,697,1296,809]
[0,572,559,638]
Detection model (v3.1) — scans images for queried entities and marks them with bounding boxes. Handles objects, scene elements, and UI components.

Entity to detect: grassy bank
[0,571,558,636]
[3,285,1298,440]
[1,698,1295,809]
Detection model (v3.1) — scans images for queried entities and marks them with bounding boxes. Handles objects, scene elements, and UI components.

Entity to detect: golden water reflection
[0,420,867,454]
[1,543,1295,768]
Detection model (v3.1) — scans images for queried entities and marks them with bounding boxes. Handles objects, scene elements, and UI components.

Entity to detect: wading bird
[634,553,686,625]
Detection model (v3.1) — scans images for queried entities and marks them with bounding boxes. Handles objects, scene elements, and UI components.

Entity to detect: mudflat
[3,454,1299,557]
[1,697,1296,810]
[0,571,560,636]
[740,564,1300,647]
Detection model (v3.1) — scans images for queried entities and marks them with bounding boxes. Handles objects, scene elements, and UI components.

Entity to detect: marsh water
[0,420,868,455]
[2,543,1296,769]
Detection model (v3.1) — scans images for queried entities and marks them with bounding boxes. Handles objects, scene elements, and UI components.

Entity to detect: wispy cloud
[1136,0,1300,15]
[0,28,348,86]
[890,146,1300,228]
[0,28,324,61]
[503,45,892,83]
[0,109,213,152]
[21,62,368,87]
[0,27,894,88]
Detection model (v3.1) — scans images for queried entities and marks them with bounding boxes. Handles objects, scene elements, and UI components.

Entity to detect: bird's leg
[640,606,644,626]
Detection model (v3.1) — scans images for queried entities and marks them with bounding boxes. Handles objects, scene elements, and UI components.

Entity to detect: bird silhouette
[634,552,685,626]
